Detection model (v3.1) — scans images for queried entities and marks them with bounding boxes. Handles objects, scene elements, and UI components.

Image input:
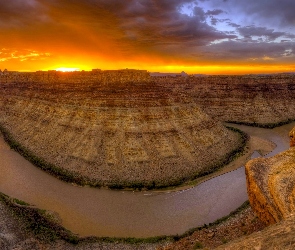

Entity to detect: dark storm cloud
[201,40,295,62]
[227,22,240,28]
[0,0,48,27]
[0,0,234,46]
[191,0,295,64]
[234,0,295,28]
[101,1,234,48]
[210,18,218,26]
[237,26,286,41]
[204,0,295,28]
[206,9,224,16]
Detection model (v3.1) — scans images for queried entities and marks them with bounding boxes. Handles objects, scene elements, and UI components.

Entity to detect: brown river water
[0,122,294,238]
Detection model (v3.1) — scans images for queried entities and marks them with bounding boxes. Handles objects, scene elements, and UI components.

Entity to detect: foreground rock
[290,126,295,147]
[245,129,295,225]
[215,213,295,250]
[159,204,266,250]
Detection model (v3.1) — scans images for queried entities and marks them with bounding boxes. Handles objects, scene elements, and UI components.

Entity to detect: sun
[55,67,80,72]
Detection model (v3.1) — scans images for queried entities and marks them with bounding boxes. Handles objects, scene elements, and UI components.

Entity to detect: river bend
[0,122,294,237]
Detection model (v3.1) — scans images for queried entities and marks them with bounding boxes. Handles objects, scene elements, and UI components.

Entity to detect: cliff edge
[245,127,295,225]
[212,126,295,249]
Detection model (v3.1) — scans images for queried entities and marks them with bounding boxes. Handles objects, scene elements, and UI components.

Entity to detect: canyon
[0,76,245,189]
[1,71,295,249]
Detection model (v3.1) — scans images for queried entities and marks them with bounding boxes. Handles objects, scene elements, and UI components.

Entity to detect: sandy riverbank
[167,134,276,192]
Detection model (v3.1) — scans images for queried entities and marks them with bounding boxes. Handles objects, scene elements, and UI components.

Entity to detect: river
[0,122,294,238]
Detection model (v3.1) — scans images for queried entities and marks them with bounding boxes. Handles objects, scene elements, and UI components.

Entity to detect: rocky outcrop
[215,127,295,249]
[0,81,243,189]
[289,127,295,147]
[245,126,295,225]
[216,213,295,250]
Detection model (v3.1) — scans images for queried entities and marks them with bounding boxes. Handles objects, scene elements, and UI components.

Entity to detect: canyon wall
[1,73,294,188]
[245,127,295,225]
[219,127,295,249]
[2,71,295,125]
[0,80,242,188]
[188,74,295,125]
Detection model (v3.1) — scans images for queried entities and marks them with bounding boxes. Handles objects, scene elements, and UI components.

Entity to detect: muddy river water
[0,122,294,238]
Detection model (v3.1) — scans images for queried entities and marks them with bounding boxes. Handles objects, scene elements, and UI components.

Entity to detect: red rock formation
[245,126,295,225]
[0,80,243,189]
[289,127,295,147]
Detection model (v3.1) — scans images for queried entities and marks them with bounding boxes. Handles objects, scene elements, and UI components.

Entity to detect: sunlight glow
[55,67,80,72]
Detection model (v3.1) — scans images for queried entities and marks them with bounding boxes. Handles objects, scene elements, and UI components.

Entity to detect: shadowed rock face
[216,213,295,250]
[0,81,242,188]
[245,126,295,225]
[289,127,295,147]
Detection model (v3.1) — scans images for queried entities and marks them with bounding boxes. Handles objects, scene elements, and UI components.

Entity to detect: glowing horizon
[55,67,80,72]
[0,1,294,74]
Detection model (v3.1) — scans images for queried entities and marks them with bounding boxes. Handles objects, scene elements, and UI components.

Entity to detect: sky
[0,0,295,74]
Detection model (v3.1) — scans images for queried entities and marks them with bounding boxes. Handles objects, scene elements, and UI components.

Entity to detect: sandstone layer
[0,81,242,188]
[188,75,295,126]
[289,126,295,147]
[2,72,295,125]
[245,127,295,225]
[216,213,295,250]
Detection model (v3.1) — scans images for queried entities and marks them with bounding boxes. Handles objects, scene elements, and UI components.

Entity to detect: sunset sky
[1,0,295,74]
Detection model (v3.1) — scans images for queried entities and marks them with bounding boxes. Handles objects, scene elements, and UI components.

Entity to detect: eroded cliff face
[0,81,242,188]
[187,75,295,125]
[289,127,295,147]
[245,127,295,225]
[215,126,295,249]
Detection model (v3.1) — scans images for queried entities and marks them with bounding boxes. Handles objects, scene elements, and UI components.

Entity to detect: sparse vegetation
[227,119,295,129]
[0,192,251,245]
[194,241,203,249]
[221,237,228,244]
[0,124,96,187]
[0,123,247,190]
[12,198,30,206]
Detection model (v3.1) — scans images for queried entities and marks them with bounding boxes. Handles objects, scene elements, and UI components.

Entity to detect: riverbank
[0,192,162,250]
[167,131,276,192]
[0,122,292,249]
[159,203,266,250]
[0,123,277,238]
[0,192,266,250]
[0,124,247,191]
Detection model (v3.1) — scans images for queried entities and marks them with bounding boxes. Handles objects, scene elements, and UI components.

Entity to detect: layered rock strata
[2,72,295,126]
[289,127,295,147]
[245,127,295,225]
[0,81,242,188]
[188,75,295,126]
